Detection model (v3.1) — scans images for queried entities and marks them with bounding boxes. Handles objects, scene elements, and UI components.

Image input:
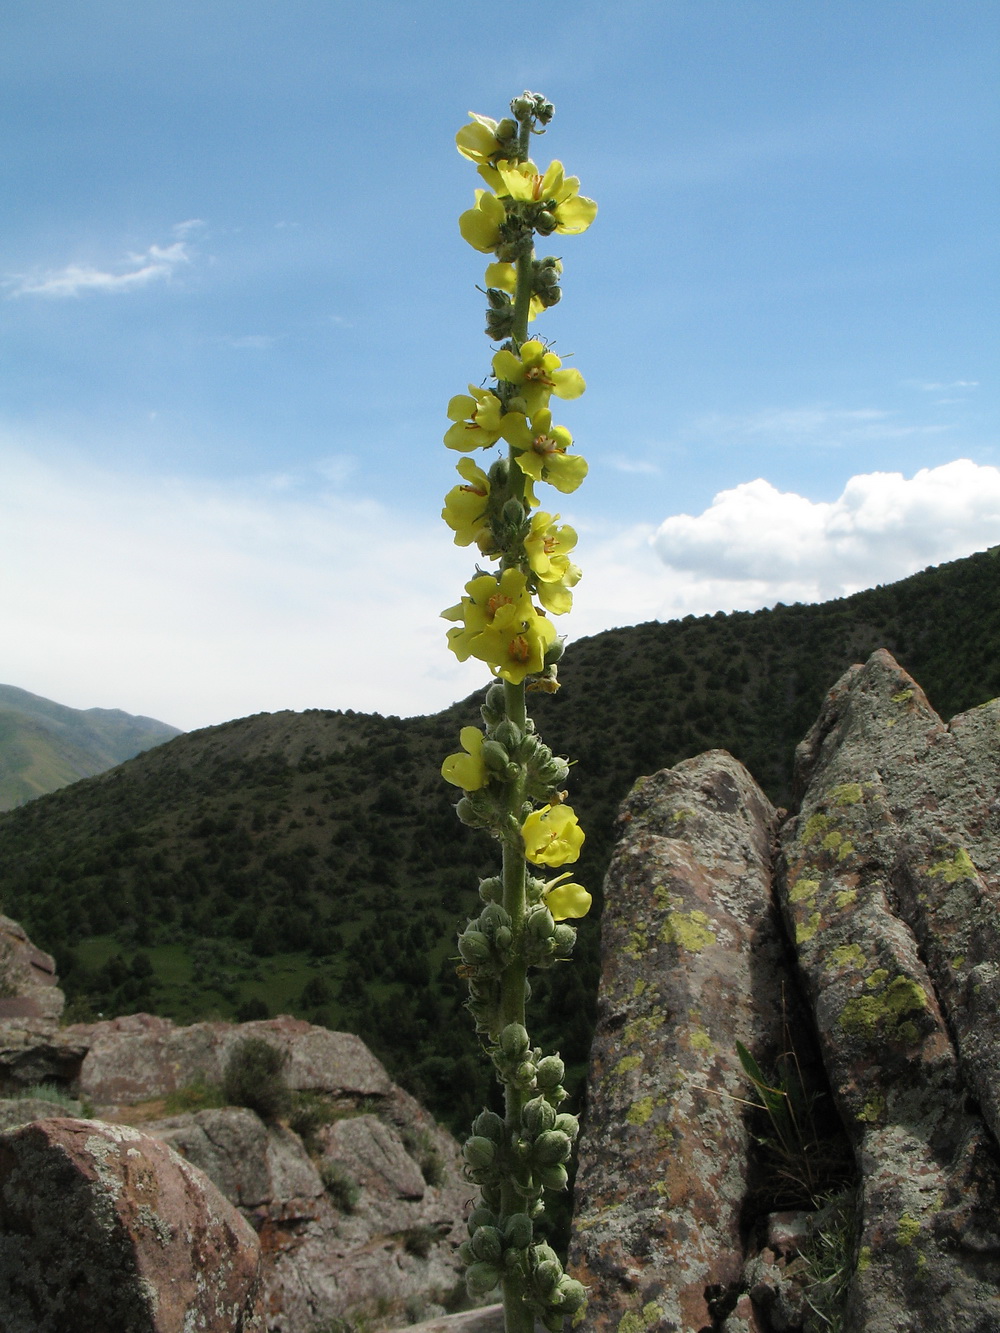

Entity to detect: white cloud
[651,460,1000,603]
[0,445,485,731]
[2,444,996,735]
[5,222,200,299]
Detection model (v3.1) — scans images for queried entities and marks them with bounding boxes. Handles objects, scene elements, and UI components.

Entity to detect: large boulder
[0,915,64,1022]
[779,650,1000,1331]
[68,1013,391,1111]
[569,751,786,1330]
[0,1116,264,1332]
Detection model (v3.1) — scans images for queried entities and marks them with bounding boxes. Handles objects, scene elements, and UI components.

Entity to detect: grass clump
[163,1076,226,1114]
[399,1124,445,1187]
[320,1159,360,1212]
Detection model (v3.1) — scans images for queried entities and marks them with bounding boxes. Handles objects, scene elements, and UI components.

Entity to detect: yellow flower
[543,872,592,921]
[456,114,502,165]
[444,386,506,452]
[458,189,506,253]
[521,804,585,867]
[441,726,488,791]
[442,458,491,548]
[442,569,555,684]
[525,512,581,615]
[503,408,588,495]
[496,159,597,235]
[492,340,585,414]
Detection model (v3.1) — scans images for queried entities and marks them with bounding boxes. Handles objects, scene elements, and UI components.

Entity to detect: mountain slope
[0,548,997,1128]
[0,684,182,811]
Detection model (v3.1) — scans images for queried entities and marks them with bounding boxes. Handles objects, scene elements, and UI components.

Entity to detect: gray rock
[0,1116,264,1331]
[780,651,1000,1331]
[0,915,64,1022]
[69,1012,392,1110]
[569,751,786,1331]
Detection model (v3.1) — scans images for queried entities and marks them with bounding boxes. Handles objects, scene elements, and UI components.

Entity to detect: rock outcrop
[570,651,1000,1332]
[0,915,64,1021]
[0,1116,264,1332]
[0,1006,472,1330]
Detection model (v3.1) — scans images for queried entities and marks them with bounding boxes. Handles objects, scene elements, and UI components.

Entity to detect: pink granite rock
[0,915,64,1022]
[0,1116,264,1331]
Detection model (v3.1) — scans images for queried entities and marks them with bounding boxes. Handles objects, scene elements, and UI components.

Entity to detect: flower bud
[538,1162,569,1191]
[494,925,513,953]
[470,1225,503,1264]
[543,637,565,667]
[458,1239,475,1265]
[535,210,557,235]
[535,1055,565,1090]
[500,1023,531,1060]
[554,1113,579,1140]
[468,1205,497,1234]
[481,740,510,774]
[458,930,492,966]
[521,1095,556,1137]
[462,1136,497,1171]
[534,1258,563,1295]
[525,906,555,942]
[478,876,503,903]
[466,1261,501,1296]
[532,1129,572,1165]
[503,1213,533,1249]
[472,1109,505,1143]
[551,924,577,957]
[456,797,491,828]
[479,902,511,934]
[515,1060,537,1088]
[555,1277,587,1314]
[492,719,522,750]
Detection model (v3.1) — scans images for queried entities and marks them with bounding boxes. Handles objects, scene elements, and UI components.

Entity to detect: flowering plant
[439,92,594,1331]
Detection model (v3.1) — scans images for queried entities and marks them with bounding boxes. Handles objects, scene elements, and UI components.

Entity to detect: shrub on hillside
[222,1036,290,1121]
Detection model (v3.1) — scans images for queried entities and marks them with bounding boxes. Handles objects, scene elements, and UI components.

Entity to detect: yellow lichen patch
[689,1028,714,1052]
[858,1094,885,1123]
[615,1054,642,1076]
[827,943,866,972]
[790,878,820,904]
[618,1303,666,1333]
[927,847,977,884]
[658,895,717,952]
[802,813,832,845]
[821,831,843,852]
[627,1096,655,1127]
[632,978,647,998]
[830,783,863,806]
[653,1123,675,1147]
[897,1213,921,1246]
[622,1007,667,1047]
[624,924,649,959]
[857,1246,872,1273]
[951,955,966,971]
[866,968,889,991]
[886,718,897,728]
[835,888,858,909]
[671,807,695,824]
[840,974,927,1041]
[837,840,855,862]
[891,689,914,705]
[796,911,821,944]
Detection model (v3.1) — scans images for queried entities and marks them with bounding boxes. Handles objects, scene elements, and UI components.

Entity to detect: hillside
[0,548,997,1128]
[0,684,182,811]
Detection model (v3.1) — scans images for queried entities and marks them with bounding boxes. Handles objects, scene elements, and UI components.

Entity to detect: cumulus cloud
[652,460,1000,603]
[5,220,203,298]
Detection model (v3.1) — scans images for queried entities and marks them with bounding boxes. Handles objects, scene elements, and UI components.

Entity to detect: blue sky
[2,1,997,729]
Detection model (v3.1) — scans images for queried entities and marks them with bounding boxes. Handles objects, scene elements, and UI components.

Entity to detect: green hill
[0,684,182,811]
[0,549,997,1131]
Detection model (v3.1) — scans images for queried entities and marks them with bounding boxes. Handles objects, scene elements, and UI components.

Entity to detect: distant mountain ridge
[0,684,182,811]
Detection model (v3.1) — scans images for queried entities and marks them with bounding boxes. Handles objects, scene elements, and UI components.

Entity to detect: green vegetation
[0,550,997,1132]
[222,1037,291,1122]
